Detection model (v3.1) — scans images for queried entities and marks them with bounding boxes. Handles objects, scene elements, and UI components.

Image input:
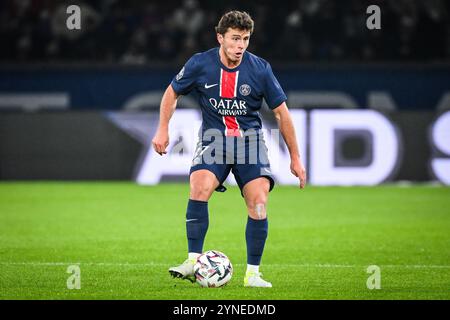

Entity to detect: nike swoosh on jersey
[204,83,218,89]
[186,219,198,222]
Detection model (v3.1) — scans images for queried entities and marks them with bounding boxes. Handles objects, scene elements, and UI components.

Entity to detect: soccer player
[152,11,306,287]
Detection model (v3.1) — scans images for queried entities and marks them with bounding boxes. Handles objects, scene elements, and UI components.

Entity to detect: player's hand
[290,158,306,189]
[152,128,169,156]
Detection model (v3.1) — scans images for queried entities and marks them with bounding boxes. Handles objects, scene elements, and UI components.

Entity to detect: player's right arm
[152,55,200,156]
[152,85,178,156]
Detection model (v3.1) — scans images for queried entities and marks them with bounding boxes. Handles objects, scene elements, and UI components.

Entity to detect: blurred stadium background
[0,0,449,300]
[0,0,449,185]
[1,0,449,63]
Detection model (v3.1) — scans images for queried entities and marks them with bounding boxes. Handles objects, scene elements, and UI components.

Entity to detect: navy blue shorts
[189,132,275,196]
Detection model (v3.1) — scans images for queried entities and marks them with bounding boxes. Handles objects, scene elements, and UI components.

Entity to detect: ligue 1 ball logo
[239,84,251,96]
[176,66,185,81]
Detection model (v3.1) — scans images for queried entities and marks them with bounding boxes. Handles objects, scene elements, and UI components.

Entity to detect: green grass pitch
[0,182,449,300]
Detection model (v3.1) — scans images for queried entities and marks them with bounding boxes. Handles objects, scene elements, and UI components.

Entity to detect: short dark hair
[215,11,254,35]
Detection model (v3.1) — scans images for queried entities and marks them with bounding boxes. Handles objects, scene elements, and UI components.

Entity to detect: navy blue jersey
[171,48,287,137]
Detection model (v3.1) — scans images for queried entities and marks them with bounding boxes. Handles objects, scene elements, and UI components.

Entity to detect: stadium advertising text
[126,109,450,186]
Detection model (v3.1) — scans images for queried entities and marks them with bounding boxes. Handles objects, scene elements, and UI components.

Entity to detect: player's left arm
[272,102,306,189]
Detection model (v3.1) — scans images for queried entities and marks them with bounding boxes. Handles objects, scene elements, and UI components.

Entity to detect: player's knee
[248,199,267,220]
[190,184,214,201]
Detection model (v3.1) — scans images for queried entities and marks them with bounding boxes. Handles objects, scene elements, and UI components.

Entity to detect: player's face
[217,28,251,64]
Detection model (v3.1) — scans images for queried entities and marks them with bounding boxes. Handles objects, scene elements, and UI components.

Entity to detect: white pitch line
[0,262,449,269]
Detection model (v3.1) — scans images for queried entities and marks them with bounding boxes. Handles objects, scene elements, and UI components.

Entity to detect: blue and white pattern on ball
[194,250,233,288]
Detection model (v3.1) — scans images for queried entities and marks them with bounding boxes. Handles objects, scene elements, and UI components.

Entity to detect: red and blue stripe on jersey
[219,69,242,137]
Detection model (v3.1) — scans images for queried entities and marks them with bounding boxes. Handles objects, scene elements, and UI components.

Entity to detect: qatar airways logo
[209,98,247,116]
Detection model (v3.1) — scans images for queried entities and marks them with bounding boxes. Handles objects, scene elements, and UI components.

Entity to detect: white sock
[188,252,201,261]
[246,264,259,274]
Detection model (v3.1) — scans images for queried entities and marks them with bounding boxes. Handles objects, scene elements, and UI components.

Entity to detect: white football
[194,250,233,288]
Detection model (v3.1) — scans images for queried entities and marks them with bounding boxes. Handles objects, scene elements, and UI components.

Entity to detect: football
[193,250,233,288]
